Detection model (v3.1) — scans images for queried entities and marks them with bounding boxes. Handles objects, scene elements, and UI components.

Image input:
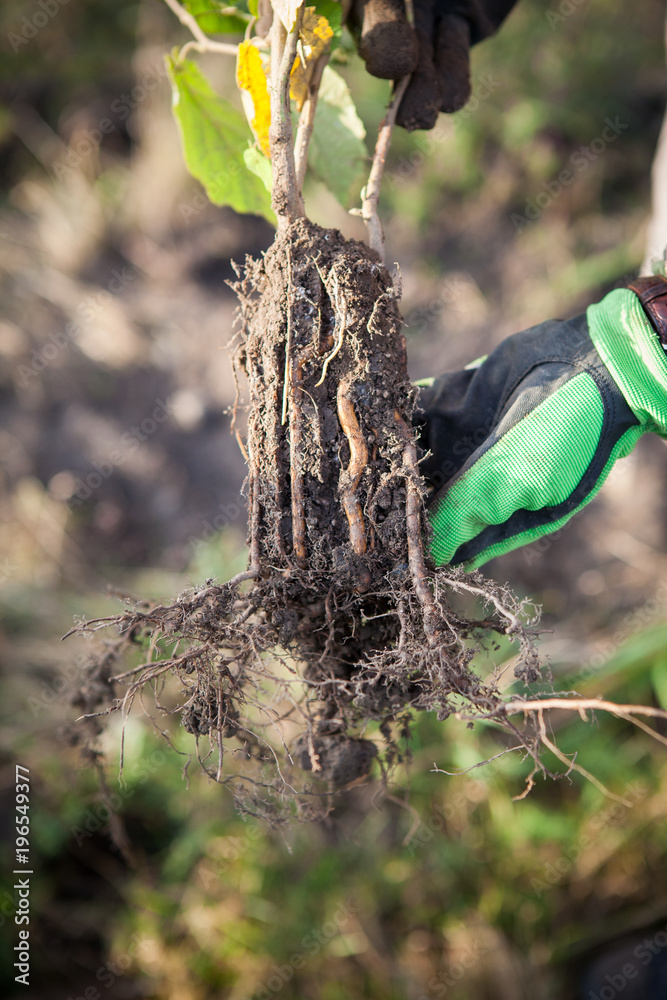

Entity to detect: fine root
[66,220,569,823]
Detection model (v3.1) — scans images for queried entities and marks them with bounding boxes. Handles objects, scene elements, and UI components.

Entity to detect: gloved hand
[347,0,518,130]
[415,277,667,568]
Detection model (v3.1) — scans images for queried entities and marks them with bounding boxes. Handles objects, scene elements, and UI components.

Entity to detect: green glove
[416,281,667,570]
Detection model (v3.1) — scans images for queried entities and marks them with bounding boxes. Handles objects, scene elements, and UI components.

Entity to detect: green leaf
[243,146,272,193]
[182,0,248,35]
[314,0,343,46]
[247,0,258,14]
[309,66,367,209]
[651,654,667,710]
[166,53,274,224]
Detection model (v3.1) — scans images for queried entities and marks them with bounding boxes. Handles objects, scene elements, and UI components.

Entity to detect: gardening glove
[347,0,518,130]
[415,276,667,569]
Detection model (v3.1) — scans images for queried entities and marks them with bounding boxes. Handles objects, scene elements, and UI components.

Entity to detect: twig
[294,52,330,192]
[359,76,410,260]
[356,0,414,257]
[162,0,240,56]
[269,5,306,228]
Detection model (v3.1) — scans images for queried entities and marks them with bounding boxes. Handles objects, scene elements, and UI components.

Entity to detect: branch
[359,76,410,260]
[269,6,306,229]
[294,52,330,192]
[162,0,240,55]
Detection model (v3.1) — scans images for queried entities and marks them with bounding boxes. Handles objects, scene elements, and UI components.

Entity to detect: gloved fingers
[348,0,472,129]
[395,0,441,130]
[348,0,419,79]
[428,370,613,568]
[395,32,442,130]
[435,13,472,113]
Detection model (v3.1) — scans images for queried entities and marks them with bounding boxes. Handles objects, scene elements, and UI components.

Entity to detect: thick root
[69,219,541,822]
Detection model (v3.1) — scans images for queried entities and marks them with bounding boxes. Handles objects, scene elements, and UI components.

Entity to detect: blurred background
[1,0,667,996]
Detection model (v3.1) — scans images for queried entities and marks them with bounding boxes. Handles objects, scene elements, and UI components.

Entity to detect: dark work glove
[415,278,667,568]
[348,0,518,130]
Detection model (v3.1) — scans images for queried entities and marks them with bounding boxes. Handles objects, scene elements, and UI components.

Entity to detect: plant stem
[269,6,306,229]
[359,0,414,257]
[361,76,410,260]
[294,52,330,193]
[162,0,239,55]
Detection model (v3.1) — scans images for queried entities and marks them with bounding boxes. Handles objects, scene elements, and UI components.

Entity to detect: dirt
[71,220,540,821]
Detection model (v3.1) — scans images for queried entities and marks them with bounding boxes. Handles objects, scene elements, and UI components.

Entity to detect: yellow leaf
[290,9,334,112]
[236,40,271,157]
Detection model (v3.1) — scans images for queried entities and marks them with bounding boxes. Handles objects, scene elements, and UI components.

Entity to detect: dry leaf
[290,9,334,111]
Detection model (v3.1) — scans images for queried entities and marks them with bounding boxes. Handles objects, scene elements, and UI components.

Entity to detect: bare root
[67,220,563,823]
[337,383,369,558]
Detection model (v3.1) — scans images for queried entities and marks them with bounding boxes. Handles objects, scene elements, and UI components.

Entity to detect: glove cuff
[587,287,667,435]
[627,274,667,348]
